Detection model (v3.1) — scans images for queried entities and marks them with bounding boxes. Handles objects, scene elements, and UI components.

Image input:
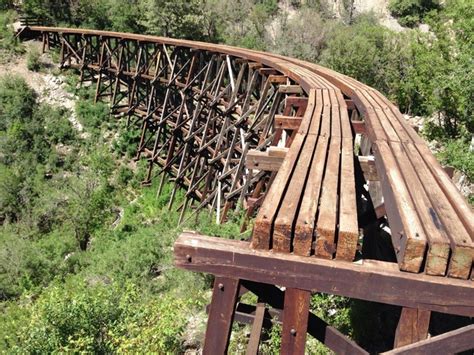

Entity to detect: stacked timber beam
[19,25,474,354]
[251,88,359,261]
[286,58,474,279]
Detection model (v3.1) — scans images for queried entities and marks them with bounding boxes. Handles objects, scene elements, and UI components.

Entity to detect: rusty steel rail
[18,25,473,354]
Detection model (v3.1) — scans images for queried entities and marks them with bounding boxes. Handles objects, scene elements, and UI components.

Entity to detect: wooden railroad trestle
[18,26,473,354]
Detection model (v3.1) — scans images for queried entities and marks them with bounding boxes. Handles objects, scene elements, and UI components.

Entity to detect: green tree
[0,0,14,10]
[388,0,440,27]
[65,150,114,250]
[269,7,334,62]
[0,166,22,222]
[139,0,208,39]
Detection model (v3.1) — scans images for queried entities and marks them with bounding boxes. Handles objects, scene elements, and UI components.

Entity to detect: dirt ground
[0,41,85,135]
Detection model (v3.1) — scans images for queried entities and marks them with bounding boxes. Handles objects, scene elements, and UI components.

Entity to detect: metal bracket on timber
[175,233,474,354]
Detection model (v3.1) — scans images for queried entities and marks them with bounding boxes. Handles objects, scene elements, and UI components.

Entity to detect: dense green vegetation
[388,0,440,27]
[0,0,472,352]
[0,72,234,352]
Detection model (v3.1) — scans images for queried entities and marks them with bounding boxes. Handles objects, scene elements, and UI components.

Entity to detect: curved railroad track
[18,25,473,354]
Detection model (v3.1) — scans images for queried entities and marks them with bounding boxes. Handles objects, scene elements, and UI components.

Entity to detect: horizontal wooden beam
[268,74,288,84]
[267,146,288,157]
[358,155,378,181]
[246,150,284,172]
[274,115,302,130]
[278,85,303,94]
[174,233,474,317]
[247,149,378,181]
[375,203,386,219]
[351,120,366,135]
[285,97,308,108]
[259,68,279,76]
[345,99,355,110]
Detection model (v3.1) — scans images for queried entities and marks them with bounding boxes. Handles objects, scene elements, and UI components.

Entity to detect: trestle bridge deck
[18,25,473,354]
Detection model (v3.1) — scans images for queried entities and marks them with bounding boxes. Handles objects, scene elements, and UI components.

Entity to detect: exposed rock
[419,23,431,33]
[0,42,88,138]
[182,311,207,353]
[86,275,112,287]
[453,170,473,200]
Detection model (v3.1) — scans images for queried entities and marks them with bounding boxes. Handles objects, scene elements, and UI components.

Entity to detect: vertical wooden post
[246,302,266,355]
[394,307,431,348]
[280,288,311,355]
[203,277,240,355]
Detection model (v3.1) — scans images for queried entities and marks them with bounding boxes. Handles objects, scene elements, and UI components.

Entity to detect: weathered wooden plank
[351,120,366,135]
[368,90,472,278]
[281,288,311,355]
[357,155,379,181]
[273,92,320,253]
[415,142,474,238]
[404,143,473,279]
[293,133,328,256]
[293,135,328,256]
[391,142,450,276]
[372,141,427,273]
[245,150,284,172]
[273,134,318,252]
[175,234,474,317]
[246,302,265,355]
[274,115,302,130]
[336,137,359,261]
[278,85,303,94]
[203,277,240,354]
[251,133,305,250]
[315,90,341,259]
[267,146,288,157]
[385,324,474,355]
[314,137,341,259]
[251,90,316,250]
[394,307,431,348]
[358,155,378,181]
[285,97,308,110]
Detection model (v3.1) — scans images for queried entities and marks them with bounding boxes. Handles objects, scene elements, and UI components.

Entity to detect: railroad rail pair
[18,25,473,354]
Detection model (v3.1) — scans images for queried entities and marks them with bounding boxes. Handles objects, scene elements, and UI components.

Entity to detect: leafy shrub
[113,125,141,158]
[321,16,402,97]
[117,165,134,186]
[41,105,76,144]
[0,1,13,10]
[4,278,205,353]
[0,10,23,59]
[437,139,474,182]
[26,48,41,71]
[0,165,22,222]
[18,280,131,353]
[75,99,109,131]
[270,7,333,62]
[112,294,203,353]
[0,75,36,127]
[388,0,440,27]
[0,227,77,299]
